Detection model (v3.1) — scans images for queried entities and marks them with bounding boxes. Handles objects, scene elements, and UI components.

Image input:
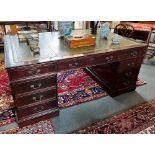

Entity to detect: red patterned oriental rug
[57,69,146,108]
[57,68,108,108]
[74,99,155,134]
[0,120,55,134]
[0,60,11,97]
[1,99,155,134]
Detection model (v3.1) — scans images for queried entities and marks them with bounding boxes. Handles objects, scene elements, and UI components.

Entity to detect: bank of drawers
[57,47,146,72]
[8,62,58,127]
[115,57,144,91]
[57,52,119,71]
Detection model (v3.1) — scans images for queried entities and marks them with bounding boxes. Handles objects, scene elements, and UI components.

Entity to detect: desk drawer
[87,52,118,66]
[116,78,137,90]
[119,47,146,60]
[16,99,57,118]
[58,57,86,71]
[15,87,56,107]
[11,74,56,95]
[58,53,118,71]
[7,62,57,80]
[117,70,139,80]
[118,58,143,73]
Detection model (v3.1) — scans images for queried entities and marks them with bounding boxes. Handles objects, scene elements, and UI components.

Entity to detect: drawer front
[58,57,86,71]
[16,99,57,118]
[119,47,146,60]
[117,69,140,80]
[118,58,143,73]
[11,75,56,95]
[15,88,56,107]
[116,78,137,90]
[7,62,57,80]
[58,53,118,71]
[87,52,118,66]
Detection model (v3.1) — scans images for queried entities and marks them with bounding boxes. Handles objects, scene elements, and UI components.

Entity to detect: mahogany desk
[4,30,148,127]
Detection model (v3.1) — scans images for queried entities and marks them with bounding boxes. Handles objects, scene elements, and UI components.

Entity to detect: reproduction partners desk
[4,30,148,127]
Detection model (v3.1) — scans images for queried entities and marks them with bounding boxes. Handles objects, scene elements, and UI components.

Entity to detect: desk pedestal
[84,57,144,97]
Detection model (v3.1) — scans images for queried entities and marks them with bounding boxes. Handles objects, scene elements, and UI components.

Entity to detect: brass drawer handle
[32,95,43,102]
[28,68,41,75]
[68,62,78,68]
[30,82,42,90]
[105,56,114,61]
[33,106,45,112]
[130,51,138,57]
[125,72,133,76]
[127,62,135,67]
[123,81,130,86]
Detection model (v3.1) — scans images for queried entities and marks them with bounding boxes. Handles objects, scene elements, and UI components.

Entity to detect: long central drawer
[58,52,118,71]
